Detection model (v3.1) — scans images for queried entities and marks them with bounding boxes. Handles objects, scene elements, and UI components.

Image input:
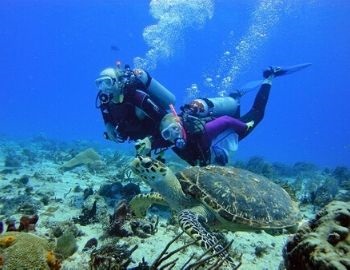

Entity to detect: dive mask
[161,122,183,142]
[95,76,117,91]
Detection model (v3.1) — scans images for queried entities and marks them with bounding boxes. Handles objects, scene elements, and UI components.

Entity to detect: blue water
[1,0,349,167]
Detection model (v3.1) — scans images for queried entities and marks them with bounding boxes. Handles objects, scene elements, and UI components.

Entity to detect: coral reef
[235,156,275,178]
[5,219,17,232]
[98,182,123,198]
[332,166,350,186]
[106,200,133,237]
[292,162,318,177]
[89,232,239,270]
[106,200,159,238]
[98,181,141,207]
[0,235,16,248]
[89,243,137,270]
[0,194,41,216]
[73,195,109,226]
[2,214,38,232]
[283,200,350,270]
[54,231,77,259]
[0,232,60,270]
[18,214,39,232]
[46,250,61,270]
[295,173,339,207]
[121,182,141,201]
[82,238,98,252]
[83,187,94,200]
[60,148,101,171]
[4,153,22,168]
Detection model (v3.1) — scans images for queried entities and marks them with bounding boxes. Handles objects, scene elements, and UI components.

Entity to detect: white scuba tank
[191,97,240,118]
[134,69,176,109]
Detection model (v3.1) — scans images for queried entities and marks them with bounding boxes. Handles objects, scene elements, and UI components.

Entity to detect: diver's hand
[183,114,205,134]
[135,137,152,156]
[105,123,125,143]
[246,121,255,130]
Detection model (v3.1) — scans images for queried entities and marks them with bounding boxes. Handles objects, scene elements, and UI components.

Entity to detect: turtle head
[131,156,168,186]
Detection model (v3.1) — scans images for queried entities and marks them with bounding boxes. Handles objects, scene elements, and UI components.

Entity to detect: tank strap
[202,98,214,115]
[144,71,152,89]
[133,90,148,107]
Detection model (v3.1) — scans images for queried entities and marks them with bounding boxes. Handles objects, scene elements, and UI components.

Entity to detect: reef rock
[283,200,350,270]
[73,195,109,226]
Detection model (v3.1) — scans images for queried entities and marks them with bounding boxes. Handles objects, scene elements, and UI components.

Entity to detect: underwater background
[1,0,349,167]
[0,1,350,270]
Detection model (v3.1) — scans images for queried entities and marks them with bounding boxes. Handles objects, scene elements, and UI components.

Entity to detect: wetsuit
[171,82,272,166]
[100,83,167,142]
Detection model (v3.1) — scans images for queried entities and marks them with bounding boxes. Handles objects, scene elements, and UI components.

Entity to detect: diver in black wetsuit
[95,63,175,143]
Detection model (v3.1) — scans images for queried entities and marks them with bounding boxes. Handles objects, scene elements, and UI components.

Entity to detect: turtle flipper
[130,192,168,217]
[179,209,234,263]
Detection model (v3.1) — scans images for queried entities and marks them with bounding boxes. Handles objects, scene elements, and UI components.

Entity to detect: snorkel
[169,104,187,149]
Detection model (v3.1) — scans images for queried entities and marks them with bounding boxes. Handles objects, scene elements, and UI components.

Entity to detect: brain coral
[0,232,57,270]
[283,200,350,270]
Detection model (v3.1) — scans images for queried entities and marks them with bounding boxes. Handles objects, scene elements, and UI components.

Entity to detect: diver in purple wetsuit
[171,77,272,166]
[135,64,311,166]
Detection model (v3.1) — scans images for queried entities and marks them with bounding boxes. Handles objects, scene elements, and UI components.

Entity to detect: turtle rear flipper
[179,209,235,266]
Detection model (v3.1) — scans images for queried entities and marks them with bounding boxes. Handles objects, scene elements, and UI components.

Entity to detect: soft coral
[18,214,39,232]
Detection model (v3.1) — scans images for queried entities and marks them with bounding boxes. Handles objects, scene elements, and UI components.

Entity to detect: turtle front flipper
[179,209,234,264]
[130,192,168,217]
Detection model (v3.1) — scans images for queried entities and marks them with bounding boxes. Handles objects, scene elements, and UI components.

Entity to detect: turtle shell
[176,165,300,229]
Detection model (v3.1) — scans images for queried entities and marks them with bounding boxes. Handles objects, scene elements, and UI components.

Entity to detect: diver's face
[95,76,117,93]
[161,122,183,143]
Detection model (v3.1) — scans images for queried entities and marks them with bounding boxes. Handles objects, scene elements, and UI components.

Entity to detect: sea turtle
[130,156,300,261]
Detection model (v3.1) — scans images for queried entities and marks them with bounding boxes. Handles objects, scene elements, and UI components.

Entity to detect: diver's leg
[204,116,247,141]
[239,77,272,139]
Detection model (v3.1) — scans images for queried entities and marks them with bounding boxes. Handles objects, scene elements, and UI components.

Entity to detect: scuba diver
[135,63,311,166]
[95,62,175,143]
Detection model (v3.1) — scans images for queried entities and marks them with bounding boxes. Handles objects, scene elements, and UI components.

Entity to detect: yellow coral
[46,250,61,270]
[0,235,16,248]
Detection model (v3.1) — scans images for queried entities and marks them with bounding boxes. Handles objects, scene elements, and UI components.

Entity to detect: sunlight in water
[134,0,214,71]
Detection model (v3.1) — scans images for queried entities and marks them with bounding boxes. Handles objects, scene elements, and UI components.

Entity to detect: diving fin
[263,62,312,78]
[231,79,264,98]
[232,62,312,98]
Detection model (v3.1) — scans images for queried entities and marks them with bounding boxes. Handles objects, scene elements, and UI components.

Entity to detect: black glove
[182,114,206,135]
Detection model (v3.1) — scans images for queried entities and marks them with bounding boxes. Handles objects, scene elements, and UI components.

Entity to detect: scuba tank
[133,69,176,109]
[182,96,240,118]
